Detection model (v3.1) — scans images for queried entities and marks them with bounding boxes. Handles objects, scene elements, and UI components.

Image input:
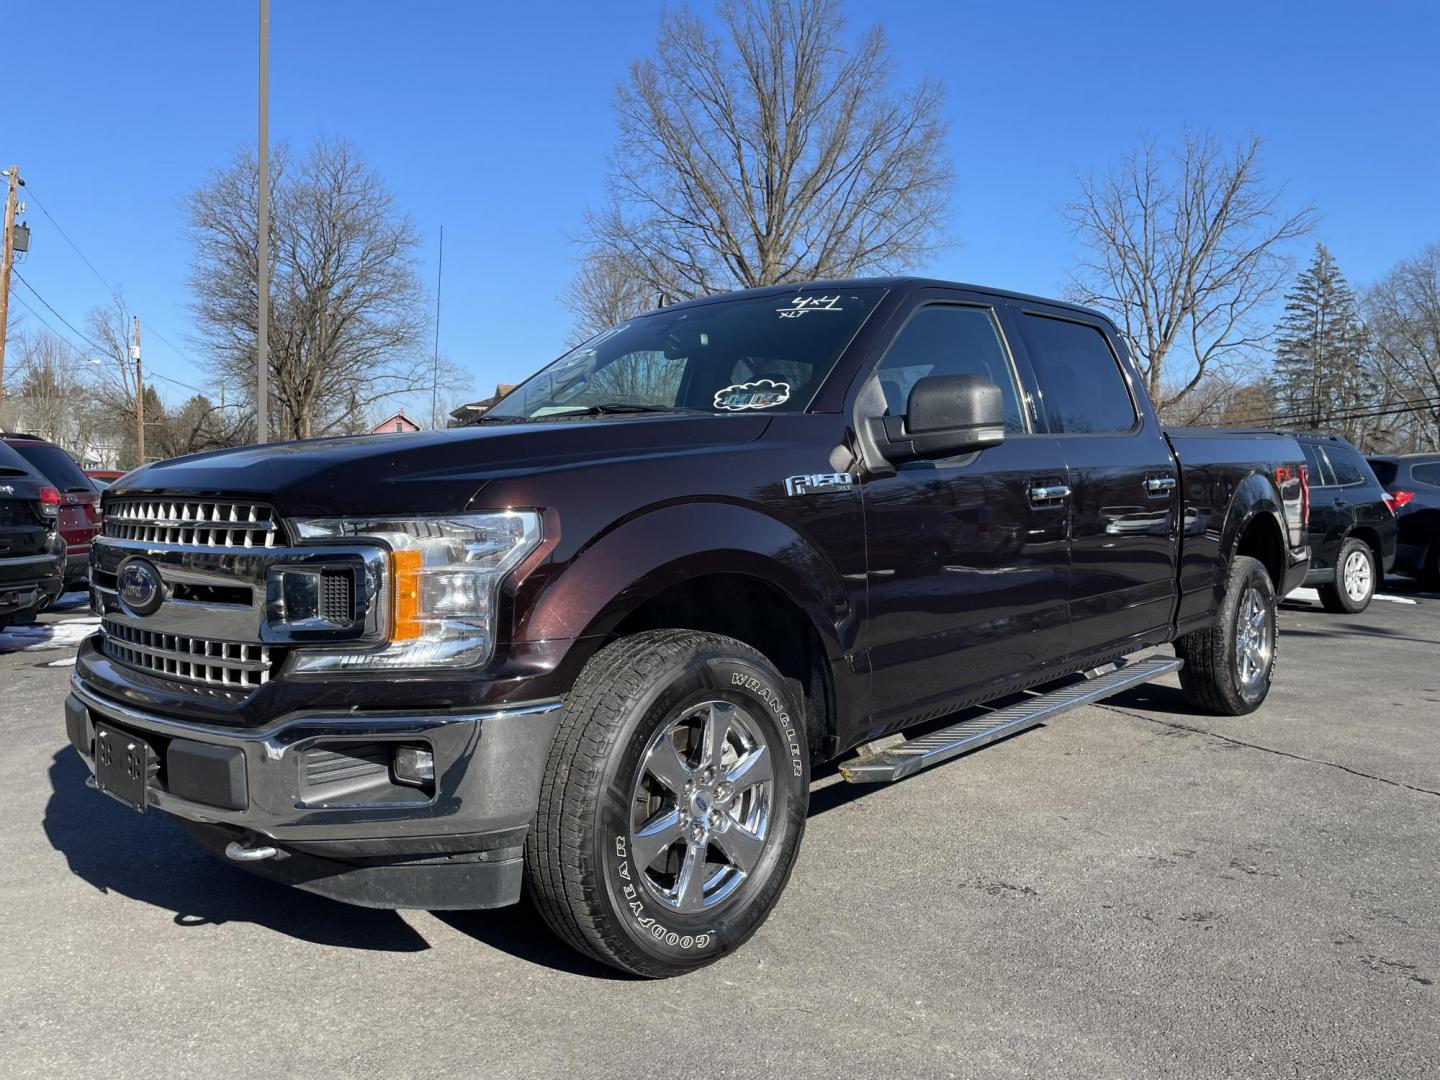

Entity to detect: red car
[85,468,127,488]
[1,435,100,586]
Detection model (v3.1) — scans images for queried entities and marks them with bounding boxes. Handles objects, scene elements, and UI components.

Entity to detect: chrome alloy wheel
[629,701,774,914]
[1343,547,1373,603]
[1234,585,1274,695]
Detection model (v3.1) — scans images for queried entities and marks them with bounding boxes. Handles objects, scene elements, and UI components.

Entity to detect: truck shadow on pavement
[42,748,430,953]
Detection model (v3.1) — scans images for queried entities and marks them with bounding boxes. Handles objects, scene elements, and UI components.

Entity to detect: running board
[839,656,1183,783]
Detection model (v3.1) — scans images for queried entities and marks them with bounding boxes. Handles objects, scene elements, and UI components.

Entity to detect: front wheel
[1176,554,1278,715]
[1319,538,1376,613]
[526,630,809,977]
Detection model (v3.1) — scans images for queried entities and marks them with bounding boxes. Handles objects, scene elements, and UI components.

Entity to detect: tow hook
[224,840,281,862]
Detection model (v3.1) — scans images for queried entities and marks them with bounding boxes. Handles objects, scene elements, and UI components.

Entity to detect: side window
[1019,314,1137,434]
[1301,443,1333,487]
[1323,446,1364,486]
[1411,463,1440,487]
[874,305,1024,433]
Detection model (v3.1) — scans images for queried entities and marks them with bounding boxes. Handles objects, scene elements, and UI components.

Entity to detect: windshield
[485,288,885,420]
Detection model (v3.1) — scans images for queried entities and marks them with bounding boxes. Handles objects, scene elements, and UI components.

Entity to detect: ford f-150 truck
[65,278,1309,977]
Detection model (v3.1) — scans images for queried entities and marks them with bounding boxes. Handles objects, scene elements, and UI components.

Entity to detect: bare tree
[560,251,658,345]
[1363,244,1440,451]
[573,0,953,316]
[1067,132,1316,414]
[188,138,447,440]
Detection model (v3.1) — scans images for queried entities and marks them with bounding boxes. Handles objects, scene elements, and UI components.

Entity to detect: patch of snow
[46,655,79,667]
[1285,587,1321,604]
[0,616,101,655]
[1373,593,1419,605]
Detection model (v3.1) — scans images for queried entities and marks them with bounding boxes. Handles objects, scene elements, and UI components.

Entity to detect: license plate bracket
[94,724,155,813]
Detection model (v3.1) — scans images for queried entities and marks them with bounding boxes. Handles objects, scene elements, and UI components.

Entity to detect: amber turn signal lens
[390,548,424,641]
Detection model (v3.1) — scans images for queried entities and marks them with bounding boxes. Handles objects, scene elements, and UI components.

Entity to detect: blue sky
[9,0,1438,418]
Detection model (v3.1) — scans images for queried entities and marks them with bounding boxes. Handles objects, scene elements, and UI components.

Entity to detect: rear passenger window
[1412,463,1440,486]
[1301,443,1334,486]
[1368,459,1398,486]
[1323,446,1364,486]
[1019,314,1137,434]
[874,305,1025,433]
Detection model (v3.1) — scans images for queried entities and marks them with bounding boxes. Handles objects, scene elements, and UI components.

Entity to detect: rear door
[1006,306,1180,660]
[857,290,1070,731]
[1301,441,1345,575]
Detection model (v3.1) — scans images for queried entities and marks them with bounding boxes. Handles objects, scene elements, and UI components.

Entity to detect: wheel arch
[513,501,857,761]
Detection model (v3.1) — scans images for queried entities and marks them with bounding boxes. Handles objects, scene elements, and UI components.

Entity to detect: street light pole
[256,0,270,443]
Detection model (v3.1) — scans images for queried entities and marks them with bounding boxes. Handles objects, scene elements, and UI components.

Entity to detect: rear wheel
[1319,538,1376,613]
[526,630,809,978]
[1176,555,1277,715]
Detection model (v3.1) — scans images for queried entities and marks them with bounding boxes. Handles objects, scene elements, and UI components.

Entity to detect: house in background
[371,411,423,435]
[448,383,517,427]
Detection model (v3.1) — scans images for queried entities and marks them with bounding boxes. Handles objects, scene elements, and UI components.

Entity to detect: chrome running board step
[840,656,1183,783]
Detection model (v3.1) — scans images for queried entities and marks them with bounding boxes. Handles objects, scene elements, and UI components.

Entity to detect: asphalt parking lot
[2,586,1437,1080]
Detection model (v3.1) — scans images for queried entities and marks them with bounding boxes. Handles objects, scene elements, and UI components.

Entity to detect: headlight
[288,511,541,672]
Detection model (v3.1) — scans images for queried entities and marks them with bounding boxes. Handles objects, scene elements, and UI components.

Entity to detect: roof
[651,276,1114,325]
[371,411,423,432]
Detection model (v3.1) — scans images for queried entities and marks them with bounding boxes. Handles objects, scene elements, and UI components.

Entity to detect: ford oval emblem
[116,557,166,618]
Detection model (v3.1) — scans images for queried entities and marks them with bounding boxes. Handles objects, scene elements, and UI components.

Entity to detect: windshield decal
[714,379,791,411]
[776,295,843,318]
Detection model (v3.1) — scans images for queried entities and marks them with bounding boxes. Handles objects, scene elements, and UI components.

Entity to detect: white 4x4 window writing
[1020,314,1136,434]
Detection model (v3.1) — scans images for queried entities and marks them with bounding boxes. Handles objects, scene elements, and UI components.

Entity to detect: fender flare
[1217,470,1287,587]
[513,500,855,662]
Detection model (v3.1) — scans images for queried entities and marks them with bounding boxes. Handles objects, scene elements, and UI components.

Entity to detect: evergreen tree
[1272,244,1372,440]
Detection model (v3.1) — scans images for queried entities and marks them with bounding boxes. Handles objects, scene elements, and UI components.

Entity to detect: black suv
[0,440,67,629]
[1295,434,1397,612]
[1365,453,1440,587]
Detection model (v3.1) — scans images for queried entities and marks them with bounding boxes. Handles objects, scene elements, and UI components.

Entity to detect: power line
[9,271,207,395]
[22,184,121,300]
[11,269,110,354]
[23,181,208,376]
[1229,396,1440,429]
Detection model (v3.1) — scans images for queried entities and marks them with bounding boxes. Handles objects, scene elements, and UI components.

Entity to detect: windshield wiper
[551,403,698,417]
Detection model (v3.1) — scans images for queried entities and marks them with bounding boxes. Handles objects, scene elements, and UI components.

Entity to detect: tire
[526,630,810,978]
[1176,555,1278,716]
[1318,538,1376,613]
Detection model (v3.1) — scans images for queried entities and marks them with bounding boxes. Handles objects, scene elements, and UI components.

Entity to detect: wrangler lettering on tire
[525,630,809,978]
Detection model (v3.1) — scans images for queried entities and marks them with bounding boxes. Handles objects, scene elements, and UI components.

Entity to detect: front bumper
[65,677,563,908]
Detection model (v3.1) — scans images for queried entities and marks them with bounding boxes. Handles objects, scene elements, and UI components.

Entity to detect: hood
[108,414,771,516]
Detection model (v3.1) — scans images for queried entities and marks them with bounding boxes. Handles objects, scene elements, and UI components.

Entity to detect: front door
[858,296,1071,734]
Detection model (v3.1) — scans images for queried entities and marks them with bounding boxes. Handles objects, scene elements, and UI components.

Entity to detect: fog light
[392,745,434,787]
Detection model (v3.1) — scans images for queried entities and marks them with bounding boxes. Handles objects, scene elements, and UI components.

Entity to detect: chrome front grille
[101,618,274,690]
[104,499,280,548]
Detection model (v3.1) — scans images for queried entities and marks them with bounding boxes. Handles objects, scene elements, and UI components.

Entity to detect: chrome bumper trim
[70,676,564,841]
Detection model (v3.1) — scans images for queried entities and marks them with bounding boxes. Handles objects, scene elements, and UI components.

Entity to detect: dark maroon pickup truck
[65,278,1309,976]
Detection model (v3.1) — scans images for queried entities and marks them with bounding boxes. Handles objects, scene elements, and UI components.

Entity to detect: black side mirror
[867,374,1006,463]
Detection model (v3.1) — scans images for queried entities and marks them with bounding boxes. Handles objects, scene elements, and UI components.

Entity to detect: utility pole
[132,317,145,466]
[256,0,270,443]
[0,165,22,402]
[430,224,444,429]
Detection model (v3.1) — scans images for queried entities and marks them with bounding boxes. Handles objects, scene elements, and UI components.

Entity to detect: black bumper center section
[167,739,248,811]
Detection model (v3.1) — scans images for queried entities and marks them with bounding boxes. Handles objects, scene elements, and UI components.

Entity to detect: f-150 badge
[785,473,855,497]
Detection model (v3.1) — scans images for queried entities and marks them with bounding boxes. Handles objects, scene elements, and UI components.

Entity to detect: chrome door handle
[1144,475,1177,495]
[1029,483,1071,503]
